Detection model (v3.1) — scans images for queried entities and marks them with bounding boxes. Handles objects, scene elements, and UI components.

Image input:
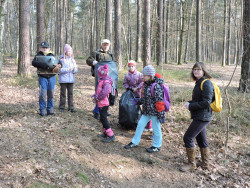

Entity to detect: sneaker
[70,109,76,113]
[144,128,153,132]
[103,135,115,143]
[146,146,161,153]
[97,133,107,138]
[124,142,138,149]
[39,113,47,117]
[93,113,100,120]
[59,109,64,112]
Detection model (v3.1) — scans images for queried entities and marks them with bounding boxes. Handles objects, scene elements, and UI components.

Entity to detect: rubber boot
[179,148,196,172]
[200,147,210,170]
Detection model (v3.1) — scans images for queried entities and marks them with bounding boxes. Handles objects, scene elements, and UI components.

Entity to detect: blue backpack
[151,83,171,112]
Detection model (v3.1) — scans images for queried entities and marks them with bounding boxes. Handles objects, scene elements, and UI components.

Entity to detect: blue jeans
[183,120,210,148]
[39,76,56,115]
[131,115,162,148]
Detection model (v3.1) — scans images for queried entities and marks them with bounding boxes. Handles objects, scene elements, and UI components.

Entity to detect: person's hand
[52,64,61,73]
[132,98,138,106]
[159,118,166,123]
[93,60,98,66]
[184,102,190,109]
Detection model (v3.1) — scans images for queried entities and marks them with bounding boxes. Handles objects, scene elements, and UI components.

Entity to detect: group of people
[32,39,215,172]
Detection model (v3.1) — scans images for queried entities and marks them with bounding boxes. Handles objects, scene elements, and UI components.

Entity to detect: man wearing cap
[86,39,116,120]
[32,41,62,116]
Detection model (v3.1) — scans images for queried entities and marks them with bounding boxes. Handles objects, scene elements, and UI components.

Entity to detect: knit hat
[63,44,74,59]
[98,64,109,78]
[128,60,136,67]
[142,65,155,77]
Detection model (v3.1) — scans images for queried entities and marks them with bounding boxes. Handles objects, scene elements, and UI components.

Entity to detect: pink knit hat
[98,64,109,78]
[63,44,74,59]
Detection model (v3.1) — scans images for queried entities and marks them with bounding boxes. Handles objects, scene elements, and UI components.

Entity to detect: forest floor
[0,58,249,188]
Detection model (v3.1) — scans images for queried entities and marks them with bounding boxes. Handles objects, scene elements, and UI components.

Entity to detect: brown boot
[180,148,196,172]
[200,147,210,170]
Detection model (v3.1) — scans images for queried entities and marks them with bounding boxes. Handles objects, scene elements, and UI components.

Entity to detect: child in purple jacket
[123,60,143,98]
[92,64,115,143]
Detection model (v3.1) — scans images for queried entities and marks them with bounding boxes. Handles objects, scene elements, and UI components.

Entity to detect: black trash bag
[95,61,118,106]
[35,56,59,70]
[119,90,141,129]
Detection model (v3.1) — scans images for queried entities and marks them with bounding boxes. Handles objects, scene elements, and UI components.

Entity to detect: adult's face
[102,43,110,52]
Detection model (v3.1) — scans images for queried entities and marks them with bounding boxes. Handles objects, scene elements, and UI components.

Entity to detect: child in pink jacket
[92,64,115,143]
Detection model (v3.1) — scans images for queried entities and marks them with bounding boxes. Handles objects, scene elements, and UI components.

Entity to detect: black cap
[40,41,50,48]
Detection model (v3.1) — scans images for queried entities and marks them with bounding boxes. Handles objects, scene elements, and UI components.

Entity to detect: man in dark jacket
[32,42,62,116]
[86,39,115,120]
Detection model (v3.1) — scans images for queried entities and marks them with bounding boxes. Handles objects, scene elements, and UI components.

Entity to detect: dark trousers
[59,83,74,110]
[99,106,110,130]
[183,120,210,148]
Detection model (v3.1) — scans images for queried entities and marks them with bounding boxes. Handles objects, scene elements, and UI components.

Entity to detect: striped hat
[142,65,155,77]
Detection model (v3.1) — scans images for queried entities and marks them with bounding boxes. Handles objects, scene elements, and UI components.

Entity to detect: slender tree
[226,0,232,65]
[136,0,142,63]
[156,0,163,66]
[165,0,170,64]
[239,0,250,92]
[143,0,151,67]
[37,0,45,52]
[114,0,122,69]
[18,0,30,76]
[196,0,200,62]
[95,0,100,49]
[222,0,227,66]
[105,0,111,39]
[178,1,185,65]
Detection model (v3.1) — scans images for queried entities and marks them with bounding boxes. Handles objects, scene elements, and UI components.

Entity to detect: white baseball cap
[102,39,110,45]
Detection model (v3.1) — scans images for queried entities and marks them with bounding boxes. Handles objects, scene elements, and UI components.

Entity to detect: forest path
[0,58,247,188]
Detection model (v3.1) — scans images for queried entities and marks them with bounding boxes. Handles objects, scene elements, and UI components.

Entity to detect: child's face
[66,49,73,57]
[101,43,110,52]
[143,75,151,82]
[40,47,50,55]
[128,65,135,72]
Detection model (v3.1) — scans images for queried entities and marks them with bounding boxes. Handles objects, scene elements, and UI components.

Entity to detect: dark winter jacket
[32,51,61,79]
[138,77,165,120]
[86,48,116,77]
[188,77,214,121]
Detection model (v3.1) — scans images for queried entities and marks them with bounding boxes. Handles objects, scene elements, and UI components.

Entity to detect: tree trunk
[143,0,151,67]
[95,0,100,49]
[226,0,231,65]
[156,0,163,66]
[196,0,200,62]
[165,0,170,64]
[136,0,142,63]
[239,0,250,92]
[177,1,185,65]
[114,0,122,69]
[184,0,194,63]
[37,0,45,52]
[222,0,227,66]
[18,0,30,76]
[105,0,111,39]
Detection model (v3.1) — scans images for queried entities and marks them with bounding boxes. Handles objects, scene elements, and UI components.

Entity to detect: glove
[184,102,190,109]
[132,98,138,106]
[159,118,166,123]
[155,101,165,112]
[93,60,98,66]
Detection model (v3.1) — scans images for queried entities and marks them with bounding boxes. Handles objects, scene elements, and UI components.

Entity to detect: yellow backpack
[201,79,222,112]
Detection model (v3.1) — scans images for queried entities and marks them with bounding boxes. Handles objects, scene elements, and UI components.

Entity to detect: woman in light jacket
[59,44,78,112]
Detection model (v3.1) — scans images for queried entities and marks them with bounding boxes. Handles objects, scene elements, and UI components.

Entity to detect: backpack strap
[200,79,208,91]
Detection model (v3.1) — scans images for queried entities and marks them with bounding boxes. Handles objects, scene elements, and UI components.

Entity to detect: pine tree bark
[37,0,45,52]
[177,1,185,65]
[136,0,142,63]
[196,0,200,62]
[18,0,30,76]
[165,0,170,64]
[226,0,232,65]
[143,0,151,67]
[95,0,100,48]
[222,0,227,66]
[105,0,111,39]
[156,0,163,66]
[114,0,122,69]
[239,0,250,92]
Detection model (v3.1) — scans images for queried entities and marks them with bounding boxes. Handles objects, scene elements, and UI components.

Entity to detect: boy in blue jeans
[32,42,62,116]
